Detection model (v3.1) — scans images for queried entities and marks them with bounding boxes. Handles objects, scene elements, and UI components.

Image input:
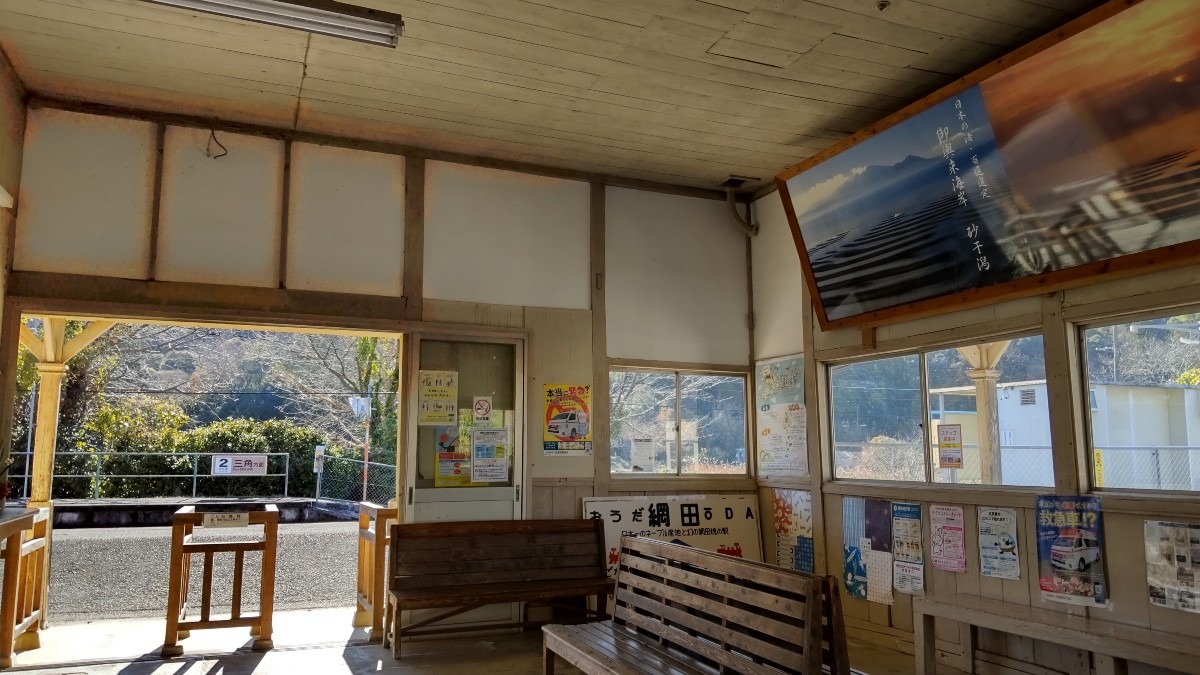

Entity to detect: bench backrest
[389,519,606,591]
[613,536,828,675]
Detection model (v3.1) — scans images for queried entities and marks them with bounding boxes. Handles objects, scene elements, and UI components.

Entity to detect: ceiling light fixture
[140,0,403,47]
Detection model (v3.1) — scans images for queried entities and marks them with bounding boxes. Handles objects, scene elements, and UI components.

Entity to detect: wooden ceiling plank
[723,20,824,55]
[608,48,904,116]
[399,12,624,62]
[33,0,310,46]
[811,34,928,69]
[297,102,742,188]
[915,0,1071,29]
[305,43,847,142]
[23,61,299,109]
[402,18,617,77]
[515,0,655,28]
[706,38,800,69]
[773,1,952,53]
[301,73,805,165]
[21,67,298,127]
[299,86,782,178]
[592,0,746,32]
[801,0,1036,46]
[796,50,950,89]
[4,31,303,94]
[0,1,308,61]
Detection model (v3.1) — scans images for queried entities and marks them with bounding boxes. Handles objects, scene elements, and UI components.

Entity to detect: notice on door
[418,370,458,426]
[471,429,509,483]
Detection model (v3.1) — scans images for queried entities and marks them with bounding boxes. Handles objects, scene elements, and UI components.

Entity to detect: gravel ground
[49,520,359,623]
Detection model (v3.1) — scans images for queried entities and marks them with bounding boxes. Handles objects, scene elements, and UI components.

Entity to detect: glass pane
[926,336,1053,486]
[609,370,677,474]
[1084,315,1200,491]
[680,374,747,475]
[416,340,516,488]
[831,355,924,481]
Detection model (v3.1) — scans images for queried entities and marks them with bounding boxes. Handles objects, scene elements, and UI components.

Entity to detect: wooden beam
[590,182,609,497]
[41,318,66,364]
[147,123,167,280]
[403,157,425,320]
[61,321,117,363]
[18,324,44,362]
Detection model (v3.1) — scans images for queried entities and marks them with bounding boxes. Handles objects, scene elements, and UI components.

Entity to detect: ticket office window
[415,339,518,490]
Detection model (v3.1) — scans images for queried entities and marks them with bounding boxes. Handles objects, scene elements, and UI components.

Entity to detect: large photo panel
[779,0,1200,329]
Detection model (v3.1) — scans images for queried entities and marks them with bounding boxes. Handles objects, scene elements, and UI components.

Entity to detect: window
[832,335,1054,487]
[1083,312,1200,491]
[610,369,747,475]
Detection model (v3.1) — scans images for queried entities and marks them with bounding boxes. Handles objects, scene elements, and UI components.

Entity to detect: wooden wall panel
[424,161,590,310]
[286,142,404,296]
[606,187,750,365]
[526,306,594,480]
[156,126,283,288]
[0,47,22,201]
[16,108,155,279]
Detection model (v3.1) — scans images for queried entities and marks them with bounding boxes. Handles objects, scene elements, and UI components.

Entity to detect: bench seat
[914,593,1200,674]
[543,536,852,675]
[544,620,718,675]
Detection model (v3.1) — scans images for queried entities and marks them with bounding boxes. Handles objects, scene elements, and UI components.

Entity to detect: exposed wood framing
[590,182,609,498]
[607,358,750,374]
[402,157,425,320]
[278,139,292,289]
[146,122,166,280]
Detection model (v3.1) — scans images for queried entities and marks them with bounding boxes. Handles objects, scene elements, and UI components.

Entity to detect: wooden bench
[543,536,853,675]
[913,594,1200,674]
[385,519,613,658]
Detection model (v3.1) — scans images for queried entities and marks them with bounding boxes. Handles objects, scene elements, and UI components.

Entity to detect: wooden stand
[352,502,396,642]
[161,505,279,658]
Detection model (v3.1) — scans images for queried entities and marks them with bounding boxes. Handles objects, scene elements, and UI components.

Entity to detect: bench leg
[596,592,608,620]
[914,611,936,675]
[1094,654,1129,675]
[390,603,401,660]
[543,642,555,675]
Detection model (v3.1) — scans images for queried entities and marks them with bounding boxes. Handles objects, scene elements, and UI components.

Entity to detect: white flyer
[978,507,1021,580]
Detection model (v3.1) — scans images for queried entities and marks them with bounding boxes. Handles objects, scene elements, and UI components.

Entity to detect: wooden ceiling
[0,0,1102,191]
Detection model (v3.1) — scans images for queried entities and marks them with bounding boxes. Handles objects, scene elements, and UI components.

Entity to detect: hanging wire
[206,127,228,159]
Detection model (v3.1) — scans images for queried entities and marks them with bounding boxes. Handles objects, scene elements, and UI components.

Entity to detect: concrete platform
[48,498,332,528]
[5,606,929,675]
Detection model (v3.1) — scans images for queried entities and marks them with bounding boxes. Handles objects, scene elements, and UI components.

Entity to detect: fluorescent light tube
[140,0,402,47]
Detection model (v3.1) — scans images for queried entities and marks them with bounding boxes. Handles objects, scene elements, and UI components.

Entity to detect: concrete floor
[4,606,929,675]
[51,521,359,622]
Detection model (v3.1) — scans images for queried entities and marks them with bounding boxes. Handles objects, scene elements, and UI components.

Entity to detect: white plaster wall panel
[16,108,155,278]
[752,195,806,360]
[606,188,750,365]
[424,161,589,309]
[286,143,404,296]
[156,127,284,287]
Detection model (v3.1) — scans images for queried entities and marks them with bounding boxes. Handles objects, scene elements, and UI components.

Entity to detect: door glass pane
[416,340,516,488]
[680,374,747,475]
[609,370,676,473]
[831,355,924,481]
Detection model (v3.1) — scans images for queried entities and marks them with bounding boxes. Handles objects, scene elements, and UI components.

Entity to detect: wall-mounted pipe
[726,189,758,237]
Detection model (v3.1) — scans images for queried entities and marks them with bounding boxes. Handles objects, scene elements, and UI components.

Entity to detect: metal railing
[316,456,395,505]
[834,441,1200,490]
[5,450,290,499]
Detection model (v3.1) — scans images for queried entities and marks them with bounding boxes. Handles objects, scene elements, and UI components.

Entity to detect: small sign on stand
[203,512,250,528]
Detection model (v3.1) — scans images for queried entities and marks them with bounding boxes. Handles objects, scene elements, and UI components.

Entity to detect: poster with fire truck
[583,495,763,577]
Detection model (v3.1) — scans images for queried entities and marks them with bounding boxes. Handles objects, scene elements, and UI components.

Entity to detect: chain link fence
[316,456,396,505]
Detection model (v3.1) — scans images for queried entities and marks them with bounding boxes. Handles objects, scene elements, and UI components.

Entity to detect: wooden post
[28,364,65,507]
[161,515,187,658]
[956,341,1010,484]
[254,517,278,651]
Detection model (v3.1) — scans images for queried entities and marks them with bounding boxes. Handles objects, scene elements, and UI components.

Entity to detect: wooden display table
[0,507,47,669]
[161,505,279,657]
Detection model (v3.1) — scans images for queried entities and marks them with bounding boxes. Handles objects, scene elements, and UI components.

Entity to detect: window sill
[823,479,1046,508]
[607,475,757,493]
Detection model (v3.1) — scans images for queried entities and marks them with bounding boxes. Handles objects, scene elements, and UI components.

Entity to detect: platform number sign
[212,454,268,476]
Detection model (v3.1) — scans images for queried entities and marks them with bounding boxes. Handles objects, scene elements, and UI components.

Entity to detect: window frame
[1077,305,1200,495]
[825,329,1053,491]
[607,365,752,479]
